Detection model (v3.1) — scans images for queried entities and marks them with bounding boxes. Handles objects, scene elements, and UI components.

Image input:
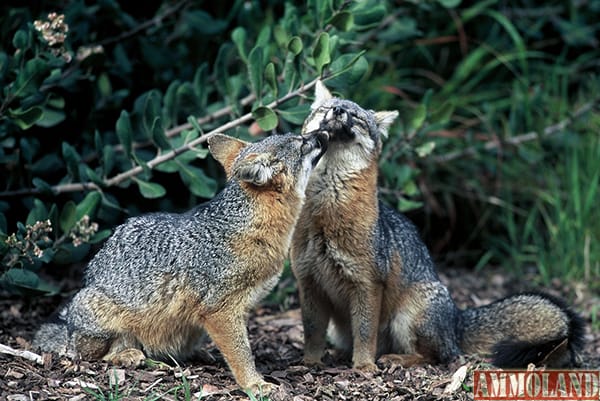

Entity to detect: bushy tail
[32,310,74,357]
[459,292,585,368]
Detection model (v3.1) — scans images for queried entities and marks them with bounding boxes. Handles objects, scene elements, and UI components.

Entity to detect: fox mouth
[319,106,354,142]
[312,131,329,165]
[301,130,329,167]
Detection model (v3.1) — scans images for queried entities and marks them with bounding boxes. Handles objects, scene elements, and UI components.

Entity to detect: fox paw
[104,348,146,368]
[303,355,324,367]
[378,353,426,367]
[245,380,277,397]
[353,361,378,372]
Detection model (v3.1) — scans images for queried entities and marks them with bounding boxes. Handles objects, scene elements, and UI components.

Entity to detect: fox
[33,131,329,394]
[290,81,585,371]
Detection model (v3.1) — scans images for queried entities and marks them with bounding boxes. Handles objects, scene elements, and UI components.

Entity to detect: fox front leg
[349,286,382,371]
[297,277,333,366]
[203,310,272,395]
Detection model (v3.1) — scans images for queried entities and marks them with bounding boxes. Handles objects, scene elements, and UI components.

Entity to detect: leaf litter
[1,266,598,400]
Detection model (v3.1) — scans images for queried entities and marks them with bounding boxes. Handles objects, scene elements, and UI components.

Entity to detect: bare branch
[431,101,597,164]
[1,79,320,197]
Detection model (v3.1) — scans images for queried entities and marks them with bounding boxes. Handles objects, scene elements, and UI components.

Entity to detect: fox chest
[303,225,376,285]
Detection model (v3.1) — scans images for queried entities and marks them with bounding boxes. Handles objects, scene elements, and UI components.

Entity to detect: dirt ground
[1,266,599,400]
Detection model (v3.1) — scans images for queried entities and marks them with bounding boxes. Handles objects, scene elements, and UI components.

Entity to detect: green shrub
[1,0,599,295]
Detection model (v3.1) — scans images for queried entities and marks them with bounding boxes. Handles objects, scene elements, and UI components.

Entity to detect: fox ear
[232,153,281,186]
[312,80,333,110]
[374,110,399,138]
[208,134,249,177]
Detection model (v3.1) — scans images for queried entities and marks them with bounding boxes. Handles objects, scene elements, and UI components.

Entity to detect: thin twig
[104,79,319,188]
[96,0,189,48]
[103,92,257,158]
[431,101,597,164]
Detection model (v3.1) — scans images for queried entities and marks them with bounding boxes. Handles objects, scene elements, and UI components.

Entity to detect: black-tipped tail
[460,292,585,368]
[491,292,586,368]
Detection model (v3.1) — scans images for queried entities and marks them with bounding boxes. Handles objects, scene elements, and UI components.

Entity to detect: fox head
[208,132,328,196]
[302,81,398,171]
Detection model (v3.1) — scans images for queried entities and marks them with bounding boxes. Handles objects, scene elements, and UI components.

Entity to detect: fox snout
[304,131,329,166]
[321,106,354,141]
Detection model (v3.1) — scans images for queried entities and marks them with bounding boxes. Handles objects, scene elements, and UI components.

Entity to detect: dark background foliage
[1,0,599,296]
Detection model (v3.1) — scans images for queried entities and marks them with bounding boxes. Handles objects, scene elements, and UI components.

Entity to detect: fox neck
[305,146,380,227]
[232,181,304,270]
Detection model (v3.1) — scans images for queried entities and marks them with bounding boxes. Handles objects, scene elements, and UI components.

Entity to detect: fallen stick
[0,343,44,365]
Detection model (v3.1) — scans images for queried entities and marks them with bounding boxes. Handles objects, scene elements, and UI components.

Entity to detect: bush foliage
[1,0,599,295]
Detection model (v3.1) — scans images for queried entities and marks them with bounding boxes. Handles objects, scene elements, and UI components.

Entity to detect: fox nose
[332,106,344,116]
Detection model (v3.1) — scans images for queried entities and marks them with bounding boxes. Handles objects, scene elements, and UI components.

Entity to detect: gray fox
[33,131,328,394]
[290,81,584,371]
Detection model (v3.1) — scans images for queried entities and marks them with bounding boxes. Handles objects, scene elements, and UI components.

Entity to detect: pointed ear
[232,153,281,186]
[208,134,249,177]
[312,80,333,110]
[374,111,399,138]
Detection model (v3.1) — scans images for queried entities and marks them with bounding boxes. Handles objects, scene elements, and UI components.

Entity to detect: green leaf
[273,25,288,48]
[278,104,310,125]
[397,198,423,212]
[175,82,200,115]
[116,110,133,156]
[151,117,170,149]
[256,25,271,48]
[60,201,77,233]
[62,142,81,180]
[98,73,112,97]
[328,11,354,31]
[26,199,48,226]
[90,229,111,244]
[84,166,104,186]
[313,32,331,76]
[264,62,277,98]
[214,43,234,97]
[8,107,43,129]
[75,191,102,220]
[0,212,6,235]
[178,164,217,198]
[187,115,203,134]
[415,141,436,158]
[102,144,116,176]
[132,152,151,177]
[232,27,248,63]
[134,178,166,199]
[352,3,386,28]
[12,30,28,49]
[32,178,53,194]
[287,36,303,57]
[326,52,368,88]
[163,80,179,127]
[253,106,279,131]
[36,107,65,127]
[248,46,264,97]
[430,101,455,124]
[137,90,162,140]
[1,268,39,290]
[409,104,427,131]
[184,10,227,35]
[14,58,48,98]
[437,0,462,7]
[192,63,209,109]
